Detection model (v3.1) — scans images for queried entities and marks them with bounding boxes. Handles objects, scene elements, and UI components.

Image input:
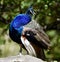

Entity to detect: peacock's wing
[34,28,50,49]
[24,20,50,49]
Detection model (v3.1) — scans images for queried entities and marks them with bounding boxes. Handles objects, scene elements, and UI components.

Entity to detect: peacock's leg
[18,44,22,56]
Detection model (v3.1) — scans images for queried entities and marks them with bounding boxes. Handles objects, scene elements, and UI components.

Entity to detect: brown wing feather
[30,42,46,60]
[31,28,50,49]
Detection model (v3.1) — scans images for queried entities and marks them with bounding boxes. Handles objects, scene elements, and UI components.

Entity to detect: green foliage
[0,0,60,60]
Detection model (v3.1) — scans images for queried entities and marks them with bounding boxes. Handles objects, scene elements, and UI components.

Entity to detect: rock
[0,54,44,62]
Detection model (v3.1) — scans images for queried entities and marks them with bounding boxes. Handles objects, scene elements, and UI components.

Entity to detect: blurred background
[0,0,60,61]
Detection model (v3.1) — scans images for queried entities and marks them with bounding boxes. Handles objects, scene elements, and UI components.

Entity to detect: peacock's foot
[17,53,23,57]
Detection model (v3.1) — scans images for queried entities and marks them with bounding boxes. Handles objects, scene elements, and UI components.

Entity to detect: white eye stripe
[30,10,33,14]
[30,9,35,15]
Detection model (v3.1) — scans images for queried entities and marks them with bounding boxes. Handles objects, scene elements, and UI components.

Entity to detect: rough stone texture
[0,55,44,62]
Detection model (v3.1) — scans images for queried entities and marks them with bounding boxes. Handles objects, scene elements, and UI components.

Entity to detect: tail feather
[31,42,46,60]
[21,36,36,57]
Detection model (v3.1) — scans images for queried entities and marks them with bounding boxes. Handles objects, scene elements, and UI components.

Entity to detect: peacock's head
[26,6,35,15]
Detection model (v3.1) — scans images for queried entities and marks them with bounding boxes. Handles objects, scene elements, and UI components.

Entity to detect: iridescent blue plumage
[9,6,34,44]
[10,14,31,34]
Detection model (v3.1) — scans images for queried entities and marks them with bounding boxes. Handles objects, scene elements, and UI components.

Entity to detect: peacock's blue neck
[25,11,32,16]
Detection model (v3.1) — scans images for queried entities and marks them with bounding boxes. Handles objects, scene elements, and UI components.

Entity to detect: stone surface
[0,55,44,62]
